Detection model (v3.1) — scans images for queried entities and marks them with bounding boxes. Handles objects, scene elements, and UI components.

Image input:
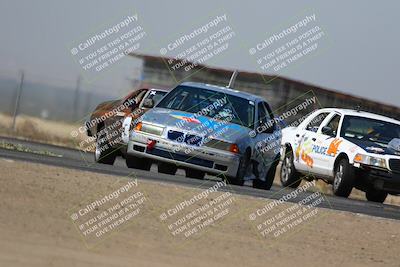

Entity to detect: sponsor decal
[301,150,314,168]
[326,138,342,156]
[170,114,201,124]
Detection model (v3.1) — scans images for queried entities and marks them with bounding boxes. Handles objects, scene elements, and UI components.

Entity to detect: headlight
[135,122,164,136]
[354,153,387,169]
[204,139,239,153]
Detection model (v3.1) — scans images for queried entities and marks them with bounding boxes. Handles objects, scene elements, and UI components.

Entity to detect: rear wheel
[158,162,178,175]
[280,149,301,188]
[185,168,205,179]
[365,189,388,203]
[94,126,117,165]
[332,158,354,197]
[126,154,151,170]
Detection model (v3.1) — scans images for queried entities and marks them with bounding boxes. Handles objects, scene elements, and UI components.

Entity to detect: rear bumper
[126,132,240,177]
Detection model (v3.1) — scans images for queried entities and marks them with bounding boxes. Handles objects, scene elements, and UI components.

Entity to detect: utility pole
[11,71,24,131]
[72,75,81,121]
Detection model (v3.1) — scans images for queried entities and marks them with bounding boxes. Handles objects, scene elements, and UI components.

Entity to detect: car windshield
[144,90,167,105]
[156,85,255,128]
[340,115,400,145]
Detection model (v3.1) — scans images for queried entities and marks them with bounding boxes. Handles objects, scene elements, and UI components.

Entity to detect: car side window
[323,114,341,137]
[257,102,267,124]
[306,112,329,132]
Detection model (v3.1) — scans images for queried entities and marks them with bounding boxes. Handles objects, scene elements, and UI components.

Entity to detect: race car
[86,88,168,165]
[125,82,281,188]
[280,108,400,202]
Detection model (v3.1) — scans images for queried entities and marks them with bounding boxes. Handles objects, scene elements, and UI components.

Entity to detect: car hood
[346,138,400,156]
[141,108,250,142]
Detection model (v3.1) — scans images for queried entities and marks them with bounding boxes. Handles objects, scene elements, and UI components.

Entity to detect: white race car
[280,108,400,203]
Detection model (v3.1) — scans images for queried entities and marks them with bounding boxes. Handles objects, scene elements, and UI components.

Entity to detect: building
[129,53,400,120]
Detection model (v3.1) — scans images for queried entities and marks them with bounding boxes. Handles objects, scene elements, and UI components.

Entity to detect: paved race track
[1,136,399,220]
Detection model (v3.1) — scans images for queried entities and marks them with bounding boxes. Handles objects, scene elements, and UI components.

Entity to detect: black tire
[365,189,388,203]
[158,162,178,175]
[332,158,355,197]
[226,151,250,186]
[185,168,205,179]
[94,126,117,165]
[280,149,301,188]
[253,160,278,190]
[126,154,151,170]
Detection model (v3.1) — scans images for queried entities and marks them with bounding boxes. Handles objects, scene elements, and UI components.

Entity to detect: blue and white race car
[126,82,281,189]
[280,108,400,202]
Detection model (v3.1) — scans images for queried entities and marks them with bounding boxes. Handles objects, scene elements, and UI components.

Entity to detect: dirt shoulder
[0,158,399,267]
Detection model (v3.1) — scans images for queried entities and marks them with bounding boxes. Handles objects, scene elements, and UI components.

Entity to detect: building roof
[129,53,400,115]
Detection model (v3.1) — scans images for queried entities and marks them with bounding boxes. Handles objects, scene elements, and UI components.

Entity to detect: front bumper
[356,165,400,194]
[127,132,240,177]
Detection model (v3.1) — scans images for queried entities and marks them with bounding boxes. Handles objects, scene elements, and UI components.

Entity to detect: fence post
[11,71,24,131]
[72,75,81,121]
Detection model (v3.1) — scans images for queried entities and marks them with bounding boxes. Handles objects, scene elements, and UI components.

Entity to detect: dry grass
[0,113,87,149]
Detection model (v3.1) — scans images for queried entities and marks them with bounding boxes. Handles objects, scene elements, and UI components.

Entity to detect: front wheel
[226,151,250,186]
[126,154,152,170]
[94,126,117,165]
[332,158,355,197]
[185,168,205,179]
[158,162,178,175]
[280,150,301,188]
[253,160,278,190]
[365,189,387,203]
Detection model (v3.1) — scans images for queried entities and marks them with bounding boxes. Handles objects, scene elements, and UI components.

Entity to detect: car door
[253,101,279,179]
[312,112,343,177]
[293,111,330,174]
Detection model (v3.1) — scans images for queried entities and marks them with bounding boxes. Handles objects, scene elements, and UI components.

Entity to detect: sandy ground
[0,159,399,267]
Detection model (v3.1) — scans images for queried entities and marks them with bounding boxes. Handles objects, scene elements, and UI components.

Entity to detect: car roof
[318,108,400,125]
[180,82,264,102]
[149,88,169,92]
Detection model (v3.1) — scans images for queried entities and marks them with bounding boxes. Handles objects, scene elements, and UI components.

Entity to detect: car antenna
[227,70,238,89]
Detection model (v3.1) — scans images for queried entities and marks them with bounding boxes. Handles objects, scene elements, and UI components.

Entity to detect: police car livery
[280,108,400,202]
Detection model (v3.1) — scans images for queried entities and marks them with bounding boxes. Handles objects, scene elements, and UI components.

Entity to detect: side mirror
[322,126,334,136]
[142,99,154,108]
[259,120,275,134]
